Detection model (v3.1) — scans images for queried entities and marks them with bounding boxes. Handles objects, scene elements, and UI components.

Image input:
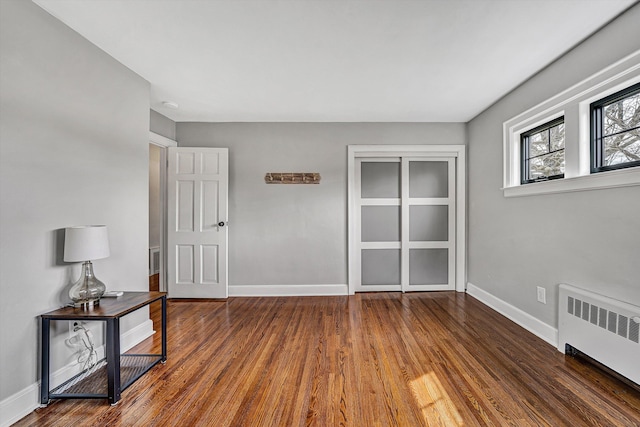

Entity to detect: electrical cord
[73,323,97,371]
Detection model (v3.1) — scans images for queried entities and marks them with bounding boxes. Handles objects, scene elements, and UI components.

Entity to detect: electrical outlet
[69,321,83,337]
[537,286,546,304]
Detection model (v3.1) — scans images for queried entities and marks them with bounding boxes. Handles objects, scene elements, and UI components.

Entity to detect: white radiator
[558,284,640,385]
[149,246,160,275]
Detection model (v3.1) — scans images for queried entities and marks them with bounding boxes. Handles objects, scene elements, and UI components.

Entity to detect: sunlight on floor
[410,372,464,426]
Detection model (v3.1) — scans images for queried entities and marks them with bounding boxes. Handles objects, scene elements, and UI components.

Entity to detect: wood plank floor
[18,293,640,426]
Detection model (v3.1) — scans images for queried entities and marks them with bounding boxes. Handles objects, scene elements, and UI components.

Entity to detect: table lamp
[64,225,110,308]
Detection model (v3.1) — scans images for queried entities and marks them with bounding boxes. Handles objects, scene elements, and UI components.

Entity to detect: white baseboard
[0,384,39,427]
[121,319,155,353]
[0,319,155,427]
[466,282,558,347]
[229,284,348,297]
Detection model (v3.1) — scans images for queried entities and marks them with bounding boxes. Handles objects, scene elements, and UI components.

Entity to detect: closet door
[355,158,402,292]
[354,157,455,292]
[401,158,455,291]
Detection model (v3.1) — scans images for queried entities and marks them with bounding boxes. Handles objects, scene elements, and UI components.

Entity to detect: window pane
[522,118,565,182]
[603,92,640,136]
[550,123,565,151]
[528,131,549,158]
[529,150,564,178]
[603,132,640,166]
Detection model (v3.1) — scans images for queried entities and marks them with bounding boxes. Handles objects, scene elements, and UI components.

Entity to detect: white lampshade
[64,225,110,262]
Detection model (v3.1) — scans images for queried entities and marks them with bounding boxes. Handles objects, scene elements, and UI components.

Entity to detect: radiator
[149,246,160,275]
[558,284,640,385]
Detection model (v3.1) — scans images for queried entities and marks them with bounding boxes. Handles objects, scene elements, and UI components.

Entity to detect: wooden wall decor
[265,173,321,184]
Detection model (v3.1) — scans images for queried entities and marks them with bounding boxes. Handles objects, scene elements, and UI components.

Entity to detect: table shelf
[50,354,163,398]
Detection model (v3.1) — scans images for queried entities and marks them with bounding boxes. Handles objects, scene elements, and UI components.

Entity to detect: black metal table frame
[40,293,167,405]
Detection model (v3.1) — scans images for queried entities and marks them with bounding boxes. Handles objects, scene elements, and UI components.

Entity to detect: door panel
[408,160,449,198]
[361,161,401,198]
[176,181,194,232]
[409,205,448,241]
[355,158,402,292]
[409,249,449,285]
[362,249,401,287]
[168,147,228,298]
[361,206,401,242]
[201,181,219,232]
[402,158,455,292]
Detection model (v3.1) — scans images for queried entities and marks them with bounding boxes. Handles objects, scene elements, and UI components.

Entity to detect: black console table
[40,292,167,405]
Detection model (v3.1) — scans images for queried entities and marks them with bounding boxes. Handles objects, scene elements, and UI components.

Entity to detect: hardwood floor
[18,293,640,426]
[149,273,160,292]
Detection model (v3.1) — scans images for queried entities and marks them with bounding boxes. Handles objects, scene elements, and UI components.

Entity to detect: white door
[401,157,455,292]
[167,147,228,298]
[354,156,455,292]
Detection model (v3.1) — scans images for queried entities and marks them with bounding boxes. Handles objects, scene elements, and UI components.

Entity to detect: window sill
[503,167,640,197]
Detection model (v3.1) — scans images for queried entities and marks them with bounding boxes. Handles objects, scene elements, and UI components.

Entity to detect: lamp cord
[73,323,97,371]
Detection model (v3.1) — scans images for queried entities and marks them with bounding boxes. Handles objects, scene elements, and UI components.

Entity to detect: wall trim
[0,383,39,427]
[229,284,348,297]
[466,282,558,347]
[0,320,154,427]
[149,131,177,148]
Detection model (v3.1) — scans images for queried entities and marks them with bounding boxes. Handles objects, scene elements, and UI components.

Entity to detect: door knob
[218,221,226,227]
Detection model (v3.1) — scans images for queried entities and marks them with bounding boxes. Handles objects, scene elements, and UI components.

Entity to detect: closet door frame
[347,145,466,295]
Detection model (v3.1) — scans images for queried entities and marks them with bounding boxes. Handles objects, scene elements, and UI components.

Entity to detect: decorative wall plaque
[265,173,321,184]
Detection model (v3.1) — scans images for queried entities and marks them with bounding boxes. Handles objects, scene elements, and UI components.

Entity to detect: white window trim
[503,50,640,198]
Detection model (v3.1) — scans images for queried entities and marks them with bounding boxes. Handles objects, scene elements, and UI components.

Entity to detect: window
[521,117,565,184]
[591,82,640,173]
[502,52,640,197]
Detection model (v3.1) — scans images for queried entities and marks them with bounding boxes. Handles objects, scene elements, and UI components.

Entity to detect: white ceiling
[33,0,636,123]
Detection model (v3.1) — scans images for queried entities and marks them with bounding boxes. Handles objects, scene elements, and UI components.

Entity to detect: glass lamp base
[69,261,106,308]
[73,299,100,309]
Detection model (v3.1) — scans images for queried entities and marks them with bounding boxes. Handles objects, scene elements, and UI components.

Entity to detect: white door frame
[347,145,466,295]
[149,131,177,292]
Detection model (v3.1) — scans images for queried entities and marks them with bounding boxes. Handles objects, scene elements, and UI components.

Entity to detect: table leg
[161,296,167,362]
[106,318,121,404]
[40,318,50,405]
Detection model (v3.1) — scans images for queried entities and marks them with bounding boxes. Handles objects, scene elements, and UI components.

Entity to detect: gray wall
[150,109,176,140]
[0,0,150,403]
[467,4,640,327]
[177,123,466,287]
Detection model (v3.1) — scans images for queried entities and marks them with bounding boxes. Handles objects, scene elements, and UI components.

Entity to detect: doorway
[348,145,466,294]
[149,132,178,292]
[149,143,162,291]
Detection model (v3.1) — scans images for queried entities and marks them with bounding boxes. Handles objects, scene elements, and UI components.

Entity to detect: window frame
[520,117,565,184]
[590,82,640,174]
[501,51,640,198]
